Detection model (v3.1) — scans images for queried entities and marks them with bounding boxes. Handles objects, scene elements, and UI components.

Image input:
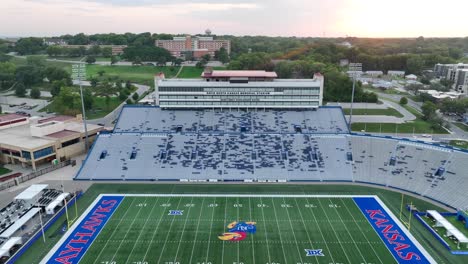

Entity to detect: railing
[0,160,72,191]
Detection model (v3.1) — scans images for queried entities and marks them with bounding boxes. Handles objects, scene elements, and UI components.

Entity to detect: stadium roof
[158,78,320,88]
[14,184,48,200]
[201,70,277,78]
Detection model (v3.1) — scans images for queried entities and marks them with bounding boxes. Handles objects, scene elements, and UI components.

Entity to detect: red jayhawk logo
[218,221,257,241]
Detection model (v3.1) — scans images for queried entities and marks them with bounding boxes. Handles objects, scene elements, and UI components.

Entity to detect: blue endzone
[46,196,124,264]
[353,197,430,264]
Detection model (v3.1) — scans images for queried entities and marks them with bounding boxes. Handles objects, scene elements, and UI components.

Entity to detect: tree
[83,88,94,110]
[15,82,27,97]
[172,58,183,66]
[15,37,44,55]
[399,97,408,105]
[125,80,132,89]
[0,105,2,114]
[15,65,43,87]
[227,52,274,70]
[46,45,63,57]
[156,57,167,67]
[195,60,207,68]
[430,82,448,92]
[86,56,96,64]
[132,56,142,65]
[126,98,133,104]
[202,54,211,62]
[87,45,101,56]
[421,101,437,121]
[0,62,16,89]
[448,48,463,60]
[406,56,425,74]
[132,92,139,101]
[406,83,424,93]
[97,70,106,77]
[45,66,71,83]
[90,78,98,88]
[26,56,46,68]
[51,80,65,97]
[123,46,172,62]
[30,87,41,99]
[110,56,119,65]
[102,47,112,57]
[215,47,229,64]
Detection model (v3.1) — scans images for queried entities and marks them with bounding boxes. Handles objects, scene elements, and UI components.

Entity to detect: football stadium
[3,71,468,264]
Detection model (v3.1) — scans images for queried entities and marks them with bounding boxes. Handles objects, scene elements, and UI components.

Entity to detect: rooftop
[38,115,75,124]
[45,130,80,139]
[201,70,278,79]
[0,114,28,124]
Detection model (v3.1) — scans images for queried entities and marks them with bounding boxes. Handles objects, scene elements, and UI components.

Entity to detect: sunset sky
[2,0,468,37]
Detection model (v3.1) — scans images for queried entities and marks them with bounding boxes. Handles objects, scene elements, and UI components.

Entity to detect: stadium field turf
[43,194,433,264]
[17,184,468,264]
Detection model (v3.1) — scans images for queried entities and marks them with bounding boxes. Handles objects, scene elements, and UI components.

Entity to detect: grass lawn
[449,140,468,149]
[351,120,448,134]
[420,214,468,251]
[364,86,410,96]
[86,64,179,86]
[16,184,468,264]
[85,96,123,119]
[453,122,468,132]
[40,96,124,120]
[0,167,12,176]
[343,108,404,117]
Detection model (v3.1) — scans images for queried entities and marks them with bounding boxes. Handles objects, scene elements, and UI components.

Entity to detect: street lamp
[348,62,362,130]
[71,63,89,151]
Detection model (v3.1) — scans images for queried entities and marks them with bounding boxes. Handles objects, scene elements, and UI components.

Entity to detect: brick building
[155,36,230,59]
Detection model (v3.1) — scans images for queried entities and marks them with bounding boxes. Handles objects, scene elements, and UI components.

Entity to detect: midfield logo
[168,210,184,215]
[305,249,325,257]
[218,221,257,241]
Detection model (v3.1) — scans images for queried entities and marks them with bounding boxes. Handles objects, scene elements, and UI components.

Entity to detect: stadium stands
[75,106,468,210]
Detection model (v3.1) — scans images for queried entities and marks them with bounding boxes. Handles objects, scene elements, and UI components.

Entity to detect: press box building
[153,69,324,109]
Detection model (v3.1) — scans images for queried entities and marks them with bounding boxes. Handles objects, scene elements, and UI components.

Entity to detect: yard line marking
[156,196,185,264]
[293,198,320,264]
[123,196,161,263]
[248,197,256,264]
[340,198,384,264]
[91,197,135,264]
[173,196,196,263]
[259,197,272,264]
[327,198,368,264]
[270,198,288,264]
[221,196,227,264]
[281,197,304,263]
[188,197,206,264]
[109,197,149,263]
[315,197,352,264]
[205,197,217,263]
[141,196,179,263]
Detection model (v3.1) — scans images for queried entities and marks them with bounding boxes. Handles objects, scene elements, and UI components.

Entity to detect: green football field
[65,195,400,264]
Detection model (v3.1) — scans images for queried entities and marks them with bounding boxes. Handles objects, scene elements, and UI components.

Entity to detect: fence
[0,160,72,191]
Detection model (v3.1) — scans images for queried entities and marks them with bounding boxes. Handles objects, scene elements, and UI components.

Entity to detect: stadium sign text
[49,196,124,264]
[354,197,431,264]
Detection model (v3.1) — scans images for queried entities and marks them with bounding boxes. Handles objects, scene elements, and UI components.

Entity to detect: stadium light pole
[348,63,362,130]
[72,61,89,151]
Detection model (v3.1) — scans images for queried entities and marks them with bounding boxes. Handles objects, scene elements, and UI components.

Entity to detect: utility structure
[71,63,89,151]
[348,62,362,130]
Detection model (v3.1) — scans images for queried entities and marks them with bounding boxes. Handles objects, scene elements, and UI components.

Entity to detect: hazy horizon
[2,0,468,38]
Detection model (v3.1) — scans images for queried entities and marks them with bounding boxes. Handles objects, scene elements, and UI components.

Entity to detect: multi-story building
[155,36,230,59]
[0,114,103,170]
[153,70,324,109]
[454,69,468,95]
[434,63,468,95]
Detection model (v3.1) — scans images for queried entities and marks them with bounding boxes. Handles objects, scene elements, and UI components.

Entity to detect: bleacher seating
[76,106,468,210]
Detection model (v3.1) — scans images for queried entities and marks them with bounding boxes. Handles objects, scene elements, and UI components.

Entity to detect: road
[368,90,467,140]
